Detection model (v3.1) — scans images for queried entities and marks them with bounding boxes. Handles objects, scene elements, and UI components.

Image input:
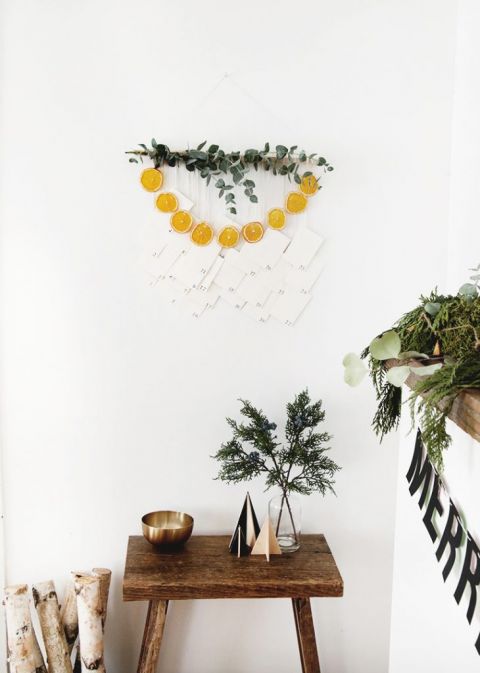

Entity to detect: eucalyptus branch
[127,141,333,215]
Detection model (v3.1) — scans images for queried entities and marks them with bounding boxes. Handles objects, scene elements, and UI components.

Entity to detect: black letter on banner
[476,631,480,656]
[454,536,480,624]
[407,429,433,508]
[436,499,463,581]
[422,474,444,542]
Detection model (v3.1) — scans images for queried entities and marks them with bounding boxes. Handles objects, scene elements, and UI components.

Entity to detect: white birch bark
[91,569,111,631]
[4,583,47,673]
[74,575,105,673]
[32,580,72,673]
[60,583,78,655]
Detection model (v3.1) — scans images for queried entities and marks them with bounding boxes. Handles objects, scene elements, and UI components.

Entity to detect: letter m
[406,429,434,509]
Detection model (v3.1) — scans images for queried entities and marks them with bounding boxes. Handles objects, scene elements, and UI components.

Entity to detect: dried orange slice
[300,174,319,196]
[171,210,193,233]
[156,192,178,213]
[267,208,286,230]
[286,191,308,214]
[191,222,214,246]
[218,226,240,248]
[242,221,264,243]
[140,168,163,192]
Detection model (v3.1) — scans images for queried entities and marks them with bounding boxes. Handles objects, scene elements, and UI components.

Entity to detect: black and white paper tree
[229,492,261,555]
[229,525,251,558]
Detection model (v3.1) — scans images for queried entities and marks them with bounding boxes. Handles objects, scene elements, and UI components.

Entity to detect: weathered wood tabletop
[123,534,343,601]
[123,534,343,673]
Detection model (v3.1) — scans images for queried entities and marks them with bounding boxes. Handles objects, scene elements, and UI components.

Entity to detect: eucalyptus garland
[126,141,333,215]
[344,265,480,469]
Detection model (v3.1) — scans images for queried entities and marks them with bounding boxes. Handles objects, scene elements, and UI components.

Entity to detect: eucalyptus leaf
[459,283,478,297]
[386,366,411,387]
[342,353,367,387]
[424,302,441,316]
[369,330,401,360]
[397,351,429,360]
[413,363,443,377]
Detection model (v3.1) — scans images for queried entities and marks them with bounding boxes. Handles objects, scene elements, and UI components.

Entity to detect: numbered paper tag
[269,291,312,325]
[284,251,325,293]
[198,257,224,292]
[171,243,221,288]
[243,229,290,270]
[236,274,271,307]
[283,228,324,269]
[150,237,190,279]
[219,288,246,310]
[231,246,260,276]
[214,251,246,291]
[242,302,270,323]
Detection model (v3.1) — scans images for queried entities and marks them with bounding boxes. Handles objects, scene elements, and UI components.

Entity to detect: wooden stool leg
[292,598,321,673]
[137,600,169,673]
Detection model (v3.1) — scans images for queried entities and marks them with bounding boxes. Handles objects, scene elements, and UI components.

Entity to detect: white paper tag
[283,228,324,269]
[242,302,270,323]
[284,252,325,293]
[171,188,194,212]
[213,251,246,291]
[170,243,221,288]
[218,288,246,310]
[198,257,224,292]
[236,274,271,307]
[269,291,312,325]
[242,229,290,270]
[230,246,260,276]
[150,237,190,278]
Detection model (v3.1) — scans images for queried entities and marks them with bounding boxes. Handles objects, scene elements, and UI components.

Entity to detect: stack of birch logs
[3,567,111,673]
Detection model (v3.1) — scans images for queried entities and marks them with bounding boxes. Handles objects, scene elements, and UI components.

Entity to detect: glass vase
[269,492,301,552]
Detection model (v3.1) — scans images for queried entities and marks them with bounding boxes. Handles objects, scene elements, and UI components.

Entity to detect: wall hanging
[127,141,333,324]
[343,264,480,469]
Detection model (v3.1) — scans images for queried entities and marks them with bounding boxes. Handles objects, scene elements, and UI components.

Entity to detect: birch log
[74,575,105,673]
[91,569,111,631]
[60,583,78,655]
[32,580,73,673]
[4,584,47,673]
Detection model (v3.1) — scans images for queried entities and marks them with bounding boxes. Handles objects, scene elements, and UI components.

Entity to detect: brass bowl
[141,510,194,546]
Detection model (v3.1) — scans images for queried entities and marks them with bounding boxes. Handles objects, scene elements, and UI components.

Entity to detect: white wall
[389,2,480,671]
[0,1,457,672]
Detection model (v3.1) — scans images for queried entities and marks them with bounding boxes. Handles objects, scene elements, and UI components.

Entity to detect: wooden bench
[123,534,343,673]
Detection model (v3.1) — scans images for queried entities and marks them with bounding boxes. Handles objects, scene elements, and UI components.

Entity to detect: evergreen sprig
[362,268,480,469]
[213,390,340,497]
[126,141,333,215]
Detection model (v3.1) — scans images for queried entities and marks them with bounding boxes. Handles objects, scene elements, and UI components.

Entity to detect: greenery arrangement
[344,265,480,469]
[213,389,340,496]
[126,141,333,215]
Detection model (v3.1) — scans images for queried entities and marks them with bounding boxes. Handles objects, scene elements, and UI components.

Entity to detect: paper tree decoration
[229,526,251,558]
[251,516,282,562]
[229,492,260,556]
